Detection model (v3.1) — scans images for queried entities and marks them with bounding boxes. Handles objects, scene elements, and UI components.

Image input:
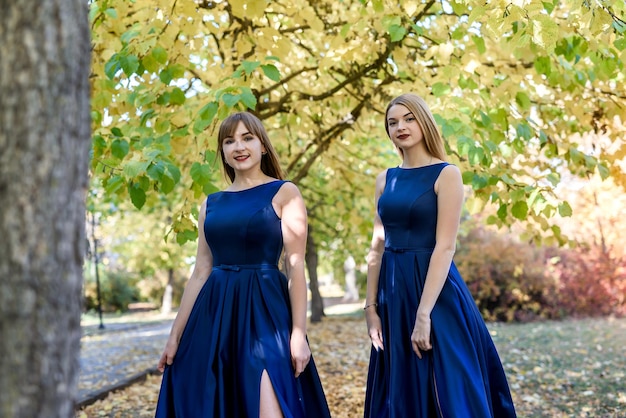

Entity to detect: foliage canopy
[90,0,625,262]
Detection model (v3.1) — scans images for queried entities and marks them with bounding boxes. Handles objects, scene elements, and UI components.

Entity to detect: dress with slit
[155,180,331,418]
[364,163,517,418]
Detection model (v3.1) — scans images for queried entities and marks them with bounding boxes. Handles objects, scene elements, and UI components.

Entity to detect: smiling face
[221,121,266,173]
[216,112,284,182]
[386,104,425,152]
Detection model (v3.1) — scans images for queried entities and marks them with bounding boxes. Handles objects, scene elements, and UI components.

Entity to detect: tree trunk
[342,255,359,302]
[161,268,174,315]
[305,224,325,322]
[0,1,91,417]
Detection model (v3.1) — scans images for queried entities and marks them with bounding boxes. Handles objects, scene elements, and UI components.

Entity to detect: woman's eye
[406,117,415,122]
[224,139,234,145]
[244,136,254,141]
[388,121,396,126]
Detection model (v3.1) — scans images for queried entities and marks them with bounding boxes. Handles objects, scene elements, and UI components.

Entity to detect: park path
[78,319,172,406]
[77,294,362,407]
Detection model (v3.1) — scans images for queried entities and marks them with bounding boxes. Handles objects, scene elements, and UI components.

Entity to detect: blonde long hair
[216,112,284,182]
[384,94,446,161]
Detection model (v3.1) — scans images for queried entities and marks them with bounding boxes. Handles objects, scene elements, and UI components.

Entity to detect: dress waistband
[213,263,279,272]
[385,246,434,253]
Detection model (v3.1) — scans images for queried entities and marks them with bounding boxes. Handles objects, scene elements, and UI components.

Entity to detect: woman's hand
[290,330,311,378]
[157,337,179,373]
[411,312,432,359]
[365,309,385,351]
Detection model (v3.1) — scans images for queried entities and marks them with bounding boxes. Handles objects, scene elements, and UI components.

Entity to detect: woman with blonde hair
[364,94,516,417]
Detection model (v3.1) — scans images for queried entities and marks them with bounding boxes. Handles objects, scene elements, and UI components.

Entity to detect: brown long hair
[216,112,284,182]
[384,94,446,161]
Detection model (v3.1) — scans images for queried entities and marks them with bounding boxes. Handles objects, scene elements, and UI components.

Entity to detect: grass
[489,316,626,417]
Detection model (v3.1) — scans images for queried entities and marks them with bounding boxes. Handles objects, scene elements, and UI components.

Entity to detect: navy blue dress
[364,164,516,418]
[155,180,331,418]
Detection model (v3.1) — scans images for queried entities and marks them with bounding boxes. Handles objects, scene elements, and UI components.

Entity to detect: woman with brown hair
[155,112,331,418]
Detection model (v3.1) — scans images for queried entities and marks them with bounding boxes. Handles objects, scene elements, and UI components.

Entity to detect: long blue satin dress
[155,180,331,418]
[364,164,516,418]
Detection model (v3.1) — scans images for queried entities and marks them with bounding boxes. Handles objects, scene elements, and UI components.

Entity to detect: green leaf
[388,24,406,42]
[123,160,149,178]
[546,172,560,186]
[142,54,160,73]
[515,92,532,110]
[168,64,186,79]
[157,92,170,105]
[340,23,351,37]
[119,54,140,76]
[129,183,146,209]
[203,182,220,195]
[160,175,175,194]
[542,1,555,13]
[511,201,529,220]
[93,135,106,149]
[104,7,118,19]
[461,170,474,185]
[193,102,219,134]
[486,215,499,225]
[532,15,559,52]
[472,35,486,54]
[500,173,516,185]
[88,4,100,22]
[104,175,124,194]
[558,201,572,217]
[159,68,173,85]
[170,87,186,105]
[534,56,552,75]
[111,139,130,159]
[457,136,473,156]
[468,146,484,166]
[104,54,121,79]
[120,29,140,45]
[222,93,240,107]
[597,163,610,179]
[152,46,168,64]
[242,60,260,75]
[147,161,166,181]
[176,229,197,245]
[497,204,507,221]
[139,109,156,127]
[516,122,532,140]
[471,173,488,190]
[190,162,211,185]
[165,163,181,183]
[261,64,281,81]
[432,82,451,97]
[240,88,257,109]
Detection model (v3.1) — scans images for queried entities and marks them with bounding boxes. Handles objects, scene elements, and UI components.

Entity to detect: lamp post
[91,212,105,330]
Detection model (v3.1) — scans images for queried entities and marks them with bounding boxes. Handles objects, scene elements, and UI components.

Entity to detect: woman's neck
[230,172,273,190]
[400,151,434,169]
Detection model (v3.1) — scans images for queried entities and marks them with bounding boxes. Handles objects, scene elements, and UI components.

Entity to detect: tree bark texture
[0,1,91,417]
[305,224,325,322]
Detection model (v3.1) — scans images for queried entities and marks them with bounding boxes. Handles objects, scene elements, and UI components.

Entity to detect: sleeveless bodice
[378,164,448,249]
[204,181,284,266]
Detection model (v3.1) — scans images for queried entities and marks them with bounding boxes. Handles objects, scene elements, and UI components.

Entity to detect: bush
[454,226,560,322]
[549,246,626,317]
[83,270,141,312]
